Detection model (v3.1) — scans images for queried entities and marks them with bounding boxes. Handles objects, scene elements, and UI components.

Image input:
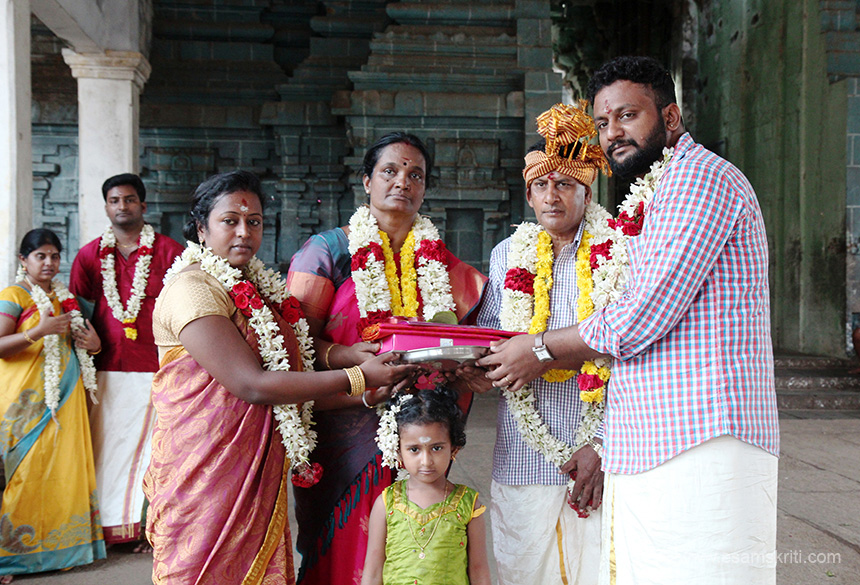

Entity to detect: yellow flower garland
[528,231,553,333]
[528,231,576,383]
[379,229,420,318]
[525,229,611,394]
[575,233,594,320]
[123,318,138,341]
[400,231,420,317]
[574,232,609,402]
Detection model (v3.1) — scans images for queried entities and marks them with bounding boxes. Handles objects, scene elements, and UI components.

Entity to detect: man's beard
[606,118,667,180]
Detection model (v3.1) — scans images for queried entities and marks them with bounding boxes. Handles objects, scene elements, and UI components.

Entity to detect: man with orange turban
[472,102,609,585]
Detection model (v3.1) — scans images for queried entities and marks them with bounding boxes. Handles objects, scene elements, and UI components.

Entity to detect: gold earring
[451,454,457,462]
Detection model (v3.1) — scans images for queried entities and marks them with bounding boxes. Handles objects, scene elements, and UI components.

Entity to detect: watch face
[532,346,553,362]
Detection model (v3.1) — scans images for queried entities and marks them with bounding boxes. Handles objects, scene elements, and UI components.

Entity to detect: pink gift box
[371,321,519,353]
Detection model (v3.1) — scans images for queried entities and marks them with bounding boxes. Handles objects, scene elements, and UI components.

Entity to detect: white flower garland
[498,147,674,479]
[591,147,674,306]
[411,217,456,320]
[499,203,612,471]
[27,280,99,415]
[164,243,317,468]
[375,393,415,469]
[99,224,155,340]
[347,206,455,321]
[500,222,543,332]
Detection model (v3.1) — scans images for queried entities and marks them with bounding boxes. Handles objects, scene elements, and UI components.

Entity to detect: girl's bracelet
[22,330,36,344]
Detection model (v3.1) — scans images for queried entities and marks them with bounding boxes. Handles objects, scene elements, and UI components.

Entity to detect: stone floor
[14,392,860,584]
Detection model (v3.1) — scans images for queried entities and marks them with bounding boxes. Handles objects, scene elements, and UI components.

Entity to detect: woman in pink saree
[143,170,416,585]
[287,133,487,584]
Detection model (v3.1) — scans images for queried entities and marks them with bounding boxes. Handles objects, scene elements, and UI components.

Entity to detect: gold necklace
[406,482,450,560]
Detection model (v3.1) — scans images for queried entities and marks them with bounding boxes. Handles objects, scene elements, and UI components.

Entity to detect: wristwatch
[532,331,555,363]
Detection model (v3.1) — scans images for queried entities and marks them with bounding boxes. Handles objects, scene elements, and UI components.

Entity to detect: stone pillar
[517,0,560,219]
[0,0,33,284]
[62,50,151,243]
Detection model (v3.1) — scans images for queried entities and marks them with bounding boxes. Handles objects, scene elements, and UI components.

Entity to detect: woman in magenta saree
[143,171,415,585]
[287,133,487,584]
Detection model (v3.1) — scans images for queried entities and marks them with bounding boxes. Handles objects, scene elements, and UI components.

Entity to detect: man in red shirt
[70,173,183,547]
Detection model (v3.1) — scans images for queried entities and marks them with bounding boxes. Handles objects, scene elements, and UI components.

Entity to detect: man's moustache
[608,140,637,155]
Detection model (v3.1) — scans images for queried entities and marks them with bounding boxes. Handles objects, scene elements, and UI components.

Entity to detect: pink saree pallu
[143,343,295,585]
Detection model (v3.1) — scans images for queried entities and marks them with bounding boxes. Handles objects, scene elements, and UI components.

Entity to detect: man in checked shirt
[480,55,779,585]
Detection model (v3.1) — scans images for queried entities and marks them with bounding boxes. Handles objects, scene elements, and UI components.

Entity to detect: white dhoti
[491,482,601,585]
[599,435,778,585]
[89,370,155,543]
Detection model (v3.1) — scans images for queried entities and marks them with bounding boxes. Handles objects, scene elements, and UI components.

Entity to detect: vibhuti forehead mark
[239,197,249,213]
[418,436,432,444]
[548,172,557,180]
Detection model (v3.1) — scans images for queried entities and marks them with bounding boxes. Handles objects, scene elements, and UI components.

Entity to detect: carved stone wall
[333,0,558,272]
[31,0,557,275]
[260,0,392,265]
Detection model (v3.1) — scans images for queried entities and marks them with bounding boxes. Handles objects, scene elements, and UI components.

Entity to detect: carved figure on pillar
[69,173,184,547]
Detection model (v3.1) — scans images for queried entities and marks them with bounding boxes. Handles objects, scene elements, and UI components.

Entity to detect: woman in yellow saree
[143,171,417,585]
[0,228,105,582]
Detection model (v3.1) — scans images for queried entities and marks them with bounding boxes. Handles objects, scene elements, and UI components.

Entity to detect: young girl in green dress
[361,386,491,585]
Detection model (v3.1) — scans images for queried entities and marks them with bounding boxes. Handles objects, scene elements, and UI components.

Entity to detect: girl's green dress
[382,480,485,585]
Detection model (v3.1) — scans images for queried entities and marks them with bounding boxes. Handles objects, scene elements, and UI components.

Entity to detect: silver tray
[395,345,489,372]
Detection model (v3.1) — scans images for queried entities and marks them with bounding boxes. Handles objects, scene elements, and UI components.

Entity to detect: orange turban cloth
[523,100,611,188]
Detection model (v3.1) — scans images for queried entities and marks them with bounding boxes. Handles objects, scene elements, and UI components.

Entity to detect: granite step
[774,354,860,410]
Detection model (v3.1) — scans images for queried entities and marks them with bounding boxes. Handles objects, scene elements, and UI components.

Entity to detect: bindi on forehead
[548,172,558,180]
[239,198,249,213]
[401,157,412,166]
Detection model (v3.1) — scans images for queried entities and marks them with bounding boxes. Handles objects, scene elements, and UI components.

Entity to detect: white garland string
[375,393,415,470]
[99,224,156,339]
[164,243,317,468]
[497,146,674,487]
[347,206,455,320]
[26,279,99,415]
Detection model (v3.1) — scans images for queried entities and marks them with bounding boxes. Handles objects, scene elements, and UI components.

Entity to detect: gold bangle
[22,330,35,344]
[88,346,102,356]
[344,366,366,397]
[324,344,336,370]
